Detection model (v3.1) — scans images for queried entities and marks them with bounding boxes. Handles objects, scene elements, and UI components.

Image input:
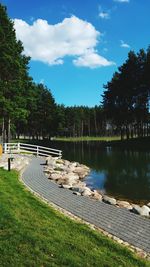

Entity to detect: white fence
[3,143,62,158]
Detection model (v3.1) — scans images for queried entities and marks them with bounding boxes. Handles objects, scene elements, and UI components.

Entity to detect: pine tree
[0,4,30,142]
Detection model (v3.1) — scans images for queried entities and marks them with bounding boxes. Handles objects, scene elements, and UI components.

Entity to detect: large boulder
[63,160,70,166]
[117,200,132,210]
[46,156,56,166]
[132,205,150,217]
[49,173,61,180]
[103,195,117,205]
[64,173,79,182]
[61,184,72,189]
[81,187,92,197]
[147,202,150,208]
[141,205,150,216]
[73,167,89,178]
[91,190,102,201]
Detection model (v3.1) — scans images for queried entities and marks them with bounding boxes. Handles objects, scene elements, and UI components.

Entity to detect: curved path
[22,157,150,253]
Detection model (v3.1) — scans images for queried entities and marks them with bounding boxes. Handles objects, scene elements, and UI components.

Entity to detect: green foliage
[102,48,150,139]
[0,168,149,267]
[56,105,106,138]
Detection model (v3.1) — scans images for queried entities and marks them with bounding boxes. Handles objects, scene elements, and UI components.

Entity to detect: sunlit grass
[54,136,121,142]
[0,168,149,266]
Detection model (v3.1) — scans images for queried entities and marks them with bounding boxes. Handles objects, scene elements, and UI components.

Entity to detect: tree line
[1,3,150,142]
[102,48,150,139]
[0,4,107,141]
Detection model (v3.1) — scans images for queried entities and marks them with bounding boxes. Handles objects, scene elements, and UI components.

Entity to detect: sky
[1,0,150,107]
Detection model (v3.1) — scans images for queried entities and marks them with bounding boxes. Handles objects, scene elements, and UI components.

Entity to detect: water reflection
[40,141,150,203]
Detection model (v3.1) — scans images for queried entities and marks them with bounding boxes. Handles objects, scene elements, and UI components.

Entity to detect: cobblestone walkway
[22,157,150,253]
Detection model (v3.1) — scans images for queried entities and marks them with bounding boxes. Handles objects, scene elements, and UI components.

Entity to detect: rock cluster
[45,156,150,218]
[0,154,31,172]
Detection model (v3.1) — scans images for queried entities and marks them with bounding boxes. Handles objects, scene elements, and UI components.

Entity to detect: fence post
[37,146,39,156]
[18,143,20,153]
[4,143,7,153]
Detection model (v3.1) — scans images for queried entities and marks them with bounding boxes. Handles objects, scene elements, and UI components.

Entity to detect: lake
[39,140,150,204]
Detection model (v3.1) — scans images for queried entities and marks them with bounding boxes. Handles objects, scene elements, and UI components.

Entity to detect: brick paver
[22,157,150,253]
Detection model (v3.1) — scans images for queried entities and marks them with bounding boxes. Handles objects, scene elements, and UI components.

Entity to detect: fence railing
[3,143,62,158]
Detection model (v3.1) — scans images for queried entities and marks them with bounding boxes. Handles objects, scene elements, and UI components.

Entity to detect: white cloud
[114,0,129,3]
[14,15,114,68]
[99,12,110,19]
[98,5,110,19]
[120,40,130,48]
[73,50,114,68]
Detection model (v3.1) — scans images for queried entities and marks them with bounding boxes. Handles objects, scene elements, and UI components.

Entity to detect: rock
[117,200,132,210]
[62,184,72,189]
[56,178,68,185]
[141,205,150,216]
[132,205,141,215]
[46,155,54,165]
[73,192,81,196]
[103,195,117,205]
[81,187,92,197]
[80,164,90,171]
[56,159,64,164]
[91,190,102,201]
[49,173,61,180]
[67,165,76,172]
[71,162,78,167]
[147,202,150,208]
[71,187,84,193]
[71,187,81,193]
[73,167,89,178]
[64,173,79,184]
[132,205,150,217]
[63,160,70,166]
[75,181,86,189]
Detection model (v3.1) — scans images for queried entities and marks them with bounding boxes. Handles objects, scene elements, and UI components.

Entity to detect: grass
[0,168,149,267]
[53,136,121,142]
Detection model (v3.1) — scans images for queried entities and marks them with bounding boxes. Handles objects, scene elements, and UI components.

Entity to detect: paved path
[22,157,150,253]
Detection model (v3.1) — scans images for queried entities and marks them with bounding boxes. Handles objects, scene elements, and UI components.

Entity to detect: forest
[0,4,150,142]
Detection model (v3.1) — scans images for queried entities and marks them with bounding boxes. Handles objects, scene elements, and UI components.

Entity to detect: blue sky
[1,0,150,106]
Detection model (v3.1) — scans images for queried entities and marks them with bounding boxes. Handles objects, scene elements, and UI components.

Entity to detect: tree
[102,48,150,139]
[0,4,30,142]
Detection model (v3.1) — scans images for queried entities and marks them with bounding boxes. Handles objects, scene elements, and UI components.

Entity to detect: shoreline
[44,155,150,218]
[0,153,149,217]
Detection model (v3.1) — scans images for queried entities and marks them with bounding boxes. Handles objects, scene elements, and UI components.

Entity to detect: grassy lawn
[0,168,149,267]
[53,136,121,142]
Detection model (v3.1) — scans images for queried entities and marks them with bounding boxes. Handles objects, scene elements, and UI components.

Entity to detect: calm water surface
[44,141,150,203]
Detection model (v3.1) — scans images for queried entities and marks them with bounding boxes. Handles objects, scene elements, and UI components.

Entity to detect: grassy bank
[0,168,149,267]
[53,136,121,142]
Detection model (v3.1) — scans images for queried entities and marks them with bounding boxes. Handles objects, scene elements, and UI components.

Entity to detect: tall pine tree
[0,4,30,142]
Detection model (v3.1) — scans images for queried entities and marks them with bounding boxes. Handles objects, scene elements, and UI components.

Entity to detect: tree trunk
[88,120,90,136]
[2,117,5,143]
[126,125,129,140]
[7,118,11,143]
[81,120,84,136]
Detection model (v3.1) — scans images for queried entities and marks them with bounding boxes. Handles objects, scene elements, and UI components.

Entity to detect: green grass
[53,136,121,142]
[0,168,149,267]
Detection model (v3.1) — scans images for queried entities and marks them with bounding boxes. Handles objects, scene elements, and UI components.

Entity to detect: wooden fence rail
[3,143,62,158]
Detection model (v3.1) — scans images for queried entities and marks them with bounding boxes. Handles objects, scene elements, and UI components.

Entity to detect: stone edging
[44,156,150,218]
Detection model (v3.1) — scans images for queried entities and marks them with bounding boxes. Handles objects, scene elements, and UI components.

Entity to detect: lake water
[40,141,150,204]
